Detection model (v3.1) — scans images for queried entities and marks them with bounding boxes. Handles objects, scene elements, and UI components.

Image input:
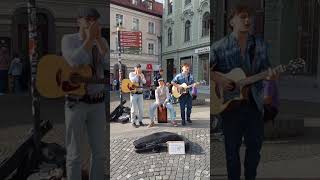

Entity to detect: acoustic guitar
[211,58,305,115]
[122,78,175,94]
[36,55,107,98]
[172,80,206,98]
[121,79,145,93]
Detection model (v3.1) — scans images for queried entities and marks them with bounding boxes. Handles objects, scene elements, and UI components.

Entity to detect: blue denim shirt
[211,33,271,112]
[171,72,195,95]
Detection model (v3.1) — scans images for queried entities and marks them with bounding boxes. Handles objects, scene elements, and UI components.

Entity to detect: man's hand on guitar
[220,77,235,91]
[176,85,182,91]
[213,72,234,91]
[266,68,279,80]
[192,83,197,88]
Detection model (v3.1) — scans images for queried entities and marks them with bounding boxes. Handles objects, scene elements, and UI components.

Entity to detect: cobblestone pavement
[2,94,320,179]
[110,128,210,180]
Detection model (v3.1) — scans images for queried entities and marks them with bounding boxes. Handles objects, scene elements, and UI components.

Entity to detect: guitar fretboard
[238,65,284,86]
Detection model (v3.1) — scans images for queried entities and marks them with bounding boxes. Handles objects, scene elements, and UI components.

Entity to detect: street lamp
[117,26,123,103]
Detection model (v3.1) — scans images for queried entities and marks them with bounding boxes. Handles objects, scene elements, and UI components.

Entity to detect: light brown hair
[228,4,254,30]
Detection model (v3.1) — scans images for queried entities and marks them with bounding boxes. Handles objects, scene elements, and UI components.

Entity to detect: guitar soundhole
[230,82,236,91]
[56,69,62,86]
[62,81,81,92]
[127,84,134,91]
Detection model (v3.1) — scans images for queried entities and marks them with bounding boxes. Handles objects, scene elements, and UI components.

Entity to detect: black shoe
[182,121,186,126]
[187,119,192,124]
[132,123,139,128]
[139,122,145,126]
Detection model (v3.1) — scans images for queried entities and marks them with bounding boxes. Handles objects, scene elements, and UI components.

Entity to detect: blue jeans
[130,94,144,124]
[149,102,176,122]
[65,102,106,180]
[221,102,263,180]
[179,94,192,123]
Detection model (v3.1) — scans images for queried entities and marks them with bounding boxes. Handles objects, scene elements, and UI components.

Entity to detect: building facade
[161,0,210,93]
[0,0,110,91]
[110,0,162,87]
[0,0,109,58]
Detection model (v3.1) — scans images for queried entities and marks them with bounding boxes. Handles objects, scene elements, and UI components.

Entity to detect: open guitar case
[110,99,131,124]
[133,132,191,153]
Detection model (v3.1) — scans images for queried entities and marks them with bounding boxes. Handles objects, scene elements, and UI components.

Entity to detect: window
[116,14,123,27]
[148,22,155,34]
[168,28,172,46]
[202,12,210,37]
[168,0,173,15]
[148,43,154,55]
[132,18,139,31]
[147,1,153,10]
[198,54,209,85]
[185,0,191,5]
[184,20,191,42]
[132,0,138,5]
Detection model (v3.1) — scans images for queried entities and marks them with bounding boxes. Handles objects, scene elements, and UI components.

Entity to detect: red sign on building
[119,31,142,48]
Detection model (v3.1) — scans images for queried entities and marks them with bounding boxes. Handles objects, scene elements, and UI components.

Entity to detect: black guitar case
[133,132,190,153]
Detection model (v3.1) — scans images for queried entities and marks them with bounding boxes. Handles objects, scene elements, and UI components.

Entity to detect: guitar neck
[81,78,107,84]
[240,65,283,86]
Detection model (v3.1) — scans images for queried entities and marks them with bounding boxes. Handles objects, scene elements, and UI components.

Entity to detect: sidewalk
[110,129,210,180]
[110,99,211,179]
[211,126,320,179]
[110,106,210,138]
[212,156,320,179]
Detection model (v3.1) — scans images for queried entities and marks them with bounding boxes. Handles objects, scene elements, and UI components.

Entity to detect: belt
[66,92,105,104]
[131,92,143,95]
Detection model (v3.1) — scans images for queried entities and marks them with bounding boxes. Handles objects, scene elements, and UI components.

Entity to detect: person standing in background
[8,53,23,94]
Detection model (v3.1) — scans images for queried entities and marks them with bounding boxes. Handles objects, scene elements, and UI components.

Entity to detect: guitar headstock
[283,58,306,75]
[195,80,207,85]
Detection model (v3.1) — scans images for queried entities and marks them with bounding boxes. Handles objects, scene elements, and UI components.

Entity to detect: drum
[157,105,167,123]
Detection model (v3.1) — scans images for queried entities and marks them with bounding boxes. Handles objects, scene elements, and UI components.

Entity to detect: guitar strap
[92,45,99,78]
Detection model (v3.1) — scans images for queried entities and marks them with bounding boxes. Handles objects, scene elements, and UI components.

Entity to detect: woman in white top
[149,78,177,127]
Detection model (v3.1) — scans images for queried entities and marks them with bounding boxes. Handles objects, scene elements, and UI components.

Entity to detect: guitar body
[211,68,247,115]
[36,55,92,98]
[171,83,188,98]
[157,105,167,123]
[121,79,141,93]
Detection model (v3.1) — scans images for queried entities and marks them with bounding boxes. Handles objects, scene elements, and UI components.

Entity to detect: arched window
[168,28,172,46]
[184,20,191,42]
[202,12,210,37]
